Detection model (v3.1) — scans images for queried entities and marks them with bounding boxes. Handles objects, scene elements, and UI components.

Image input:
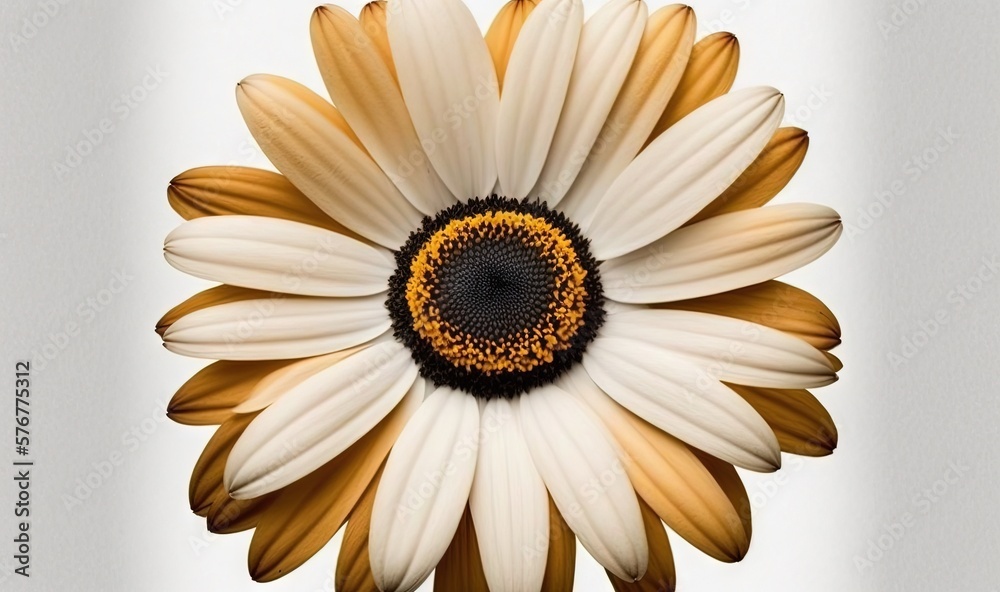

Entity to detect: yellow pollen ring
[405,211,589,375]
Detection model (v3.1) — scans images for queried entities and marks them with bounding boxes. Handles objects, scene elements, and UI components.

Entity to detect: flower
[159,0,843,590]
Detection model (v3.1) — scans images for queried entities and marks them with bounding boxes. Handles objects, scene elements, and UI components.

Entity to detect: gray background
[1,0,997,590]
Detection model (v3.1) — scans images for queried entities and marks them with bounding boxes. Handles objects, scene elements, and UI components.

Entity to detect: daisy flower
[159,0,843,590]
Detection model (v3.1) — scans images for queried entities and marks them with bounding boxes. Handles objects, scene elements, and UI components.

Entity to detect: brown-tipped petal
[568,370,751,562]
[336,467,383,592]
[687,127,809,225]
[189,412,259,516]
[485,0,539,93]
[729,384,839,456]
[608,499,676,592]
[206,489,277,534]
[647,31,740,144]
[558,4,696,227]
[541,497,576,592]
[167,166,360,237]
[157,284,269,337]
[359,1,397,83]
[247,386,420,582]
[235,74,422,249]
[311,5,455,215]
[825,351,844,372]
[433,506,490,592]
[167,359,293,426]
[655,280,842,351]
[690,449,753,557]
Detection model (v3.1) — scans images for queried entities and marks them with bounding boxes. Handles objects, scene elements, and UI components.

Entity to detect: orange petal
[647,31,739,145]
[336,467,383,592]
[608,499,676,592]
[655,280,842,351]
[729,384,838,456]
[189,412,259,516]
[206,489,276,534]
[687,127,810,225]
[167,358,294,426]
[541,496,576,592]
[247,387,420,582]
[691,449,753,555]
[485,0,539,93]
[434,506,490,592]
[579,382,750,562]
[359,1,397,83]
[167,166,360,238]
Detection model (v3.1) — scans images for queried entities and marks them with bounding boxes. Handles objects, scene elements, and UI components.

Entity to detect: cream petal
[583,334,781,472]
[386,0,500,200]
[600,203,843,303]
[312,6,455,215]
[533,0,647,206]
[370,387,480,592]
[247,382,421,582]
[557,5,695,227]
[469,399,549,592]
[162,296,388,361]
[601,308,836,391]
[224,340,418,498]
[496,0,583,198]
[518,385,648,582]
[164,215,394,297]
[236,74,422,248]
[587,87,785,260]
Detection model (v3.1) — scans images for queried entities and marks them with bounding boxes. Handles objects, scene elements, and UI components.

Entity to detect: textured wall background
[1,0,997,590]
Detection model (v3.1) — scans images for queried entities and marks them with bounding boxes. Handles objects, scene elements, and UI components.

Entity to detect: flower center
[387,197,604,399]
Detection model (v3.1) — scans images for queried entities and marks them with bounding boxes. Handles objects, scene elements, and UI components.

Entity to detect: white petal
[496,0,583,198]
[583,335,781,471]
[162,295,389,360]
[588,87,785,260]
[601,203,842,302]
[311,6,456,215]
[224,340,418,498]
[518,385,647,581]
[533,0,647,205]
[387,0,500,200]
[370,387,480,592]
[601,308,837,389]
[233,346,364,413]
[236,74,422,248]
[469,399,549,592]
[164,216,394,297]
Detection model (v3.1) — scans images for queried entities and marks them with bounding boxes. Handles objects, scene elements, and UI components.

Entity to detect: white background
[1,0,998,590]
